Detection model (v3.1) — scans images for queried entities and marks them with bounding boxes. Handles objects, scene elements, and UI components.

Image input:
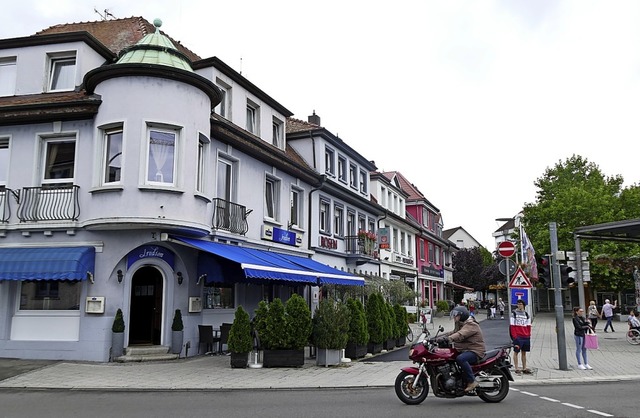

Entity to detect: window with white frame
[428,242,435,263]
[347,210,356,236]
[358,215,366,232]
[196,133,209,193]
[380,186,386,206]
[325,147,335,176]
[334,204,344,237]
[102,126,123,184]
[319,199,331,233]
[0,57,17,97]
[246,100,259,135]
[400,231,406,254]
[214,79,231,119]
[422,207,429,227]
[264,175,280,221]
[435,245,441,265]
[147,126,178,185]
[272,117,283,148]
[368,219,375,234]
[19,281,81,311]
[217,156,236,202]
[349,163,357,188]
[47,52,76,92]
[290,187,303,228]
[0,137,8,185]
[43,137,76,183]
[337,156,347,182]
[359,169,368,193]
[392,228,398,251]
[407,234,412,257]
[419,240,425,260]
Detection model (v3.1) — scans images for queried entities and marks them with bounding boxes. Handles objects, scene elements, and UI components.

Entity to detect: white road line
[563,403,585,409]
[520,391,539,396]
[539,396,560,402]
[587,410,613,417]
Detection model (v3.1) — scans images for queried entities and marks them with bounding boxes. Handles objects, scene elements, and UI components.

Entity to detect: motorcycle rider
[436,306,486,392]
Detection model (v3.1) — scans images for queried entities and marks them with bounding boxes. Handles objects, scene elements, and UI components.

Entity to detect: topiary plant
[366,292,384,344]
[112,308,125,333]
[171,309,183,331]
[264,298,287,350]
[228,306,252,354]
[312,299,350,350]
[285,294,312,350]
[347,298,369,345]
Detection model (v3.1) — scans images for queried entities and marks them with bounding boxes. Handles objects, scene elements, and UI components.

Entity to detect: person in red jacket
[510,299,532,374]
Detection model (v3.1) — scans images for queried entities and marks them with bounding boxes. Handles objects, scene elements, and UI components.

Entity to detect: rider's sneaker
[577,364,586,370]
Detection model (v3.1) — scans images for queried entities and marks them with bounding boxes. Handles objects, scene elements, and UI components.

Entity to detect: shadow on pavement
[0,358,58,381]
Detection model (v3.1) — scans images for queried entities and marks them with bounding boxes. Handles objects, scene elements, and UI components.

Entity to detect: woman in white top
[587,300,600,331]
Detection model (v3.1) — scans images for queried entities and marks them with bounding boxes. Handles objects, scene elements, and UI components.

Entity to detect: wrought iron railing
[16,184,80,222]
[211,198,249,235]
[0,187,11,223]
[345,235,378,258]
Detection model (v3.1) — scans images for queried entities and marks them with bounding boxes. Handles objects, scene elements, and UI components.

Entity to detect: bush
[264,298,287,349]
[171,309,183,332]
[228,306,253,353]
[112,308,125,333]
[253,300,269,344]
[436,300,450,313]
[346,298,369,345]
[312,300,350,350]
[366,292,385,344]
[285,294,312,350]
[394,304,408,338]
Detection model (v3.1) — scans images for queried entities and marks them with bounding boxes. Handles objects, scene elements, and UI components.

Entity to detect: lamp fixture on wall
[117,269,123,283]
[176,271,183,285]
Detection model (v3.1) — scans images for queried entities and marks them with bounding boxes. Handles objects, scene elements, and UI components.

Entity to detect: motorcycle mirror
[438,325,444,332]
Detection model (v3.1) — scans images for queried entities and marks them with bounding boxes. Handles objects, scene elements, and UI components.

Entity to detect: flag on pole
[522,228,538,279]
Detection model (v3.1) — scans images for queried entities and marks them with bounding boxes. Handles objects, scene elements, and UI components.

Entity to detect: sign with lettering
[319,236,338,249]
[261,225,301,247]
[421,265,443,277]
[378,227,390,249]
[127,245,174,268]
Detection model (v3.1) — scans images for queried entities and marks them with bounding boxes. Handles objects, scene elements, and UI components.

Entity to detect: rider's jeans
[456,351,478,383]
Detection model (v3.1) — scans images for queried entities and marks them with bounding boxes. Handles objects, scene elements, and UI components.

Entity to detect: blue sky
[3,1,640,249]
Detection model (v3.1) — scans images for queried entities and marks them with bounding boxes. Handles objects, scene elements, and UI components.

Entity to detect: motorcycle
[395,325,514,405]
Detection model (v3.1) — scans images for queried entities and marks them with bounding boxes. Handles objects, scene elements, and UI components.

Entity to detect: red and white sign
[509,267,532,288]
[497,241,516,258]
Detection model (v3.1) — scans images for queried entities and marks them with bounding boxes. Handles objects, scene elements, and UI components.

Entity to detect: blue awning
[0,246,96,281]
[173,236,363,286]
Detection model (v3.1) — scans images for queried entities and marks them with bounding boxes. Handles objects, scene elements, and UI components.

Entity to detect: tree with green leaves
[522,155,640,291]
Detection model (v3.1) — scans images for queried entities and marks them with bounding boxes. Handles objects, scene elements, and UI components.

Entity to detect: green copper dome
[116,18,193,72]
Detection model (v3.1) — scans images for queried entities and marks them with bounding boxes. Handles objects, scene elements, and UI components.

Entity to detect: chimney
[308,110,321,126]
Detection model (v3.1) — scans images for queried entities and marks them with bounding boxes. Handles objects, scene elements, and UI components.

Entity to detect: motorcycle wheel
[476,368,509,403]
[394,370,429,405]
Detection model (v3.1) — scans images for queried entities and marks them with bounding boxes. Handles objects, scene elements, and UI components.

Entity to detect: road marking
[539,396,560,402]
[587,410,613,417]
[520,391,539,396]
[562,403,584,409]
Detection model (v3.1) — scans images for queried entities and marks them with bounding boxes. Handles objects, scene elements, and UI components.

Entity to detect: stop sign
[497,241,516,258]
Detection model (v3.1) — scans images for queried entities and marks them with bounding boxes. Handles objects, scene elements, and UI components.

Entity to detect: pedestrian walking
[490,300,496,319]
[498,298,506,320]
[572,306,593,370]
[602,299,617,332]
[587,300,600,331]
[510,299,532,374]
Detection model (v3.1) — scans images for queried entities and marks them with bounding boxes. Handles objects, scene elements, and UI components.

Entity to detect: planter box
[171,330,183,355]
[345,342,368,359]
[111,332,124,361]
[395,337,405,347]
[230,352,249,368]
[263,349,305,368]
[367,342,383,354]
[316,348,342,367]
[383,339,395,351]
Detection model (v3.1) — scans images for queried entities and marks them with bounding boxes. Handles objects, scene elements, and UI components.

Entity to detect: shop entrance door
[129,266,163,345]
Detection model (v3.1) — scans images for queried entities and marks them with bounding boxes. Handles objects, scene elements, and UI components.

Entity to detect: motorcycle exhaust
[476,377,501,389]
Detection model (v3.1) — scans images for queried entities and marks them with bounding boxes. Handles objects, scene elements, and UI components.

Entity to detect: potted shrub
[312,299,349,366]
[394,304,408,347]
[228,306,252,368]
[262,295,312,367]
[383,302,396,351]
[366,292,384,354]
[111,308,125,361]
[171,309,184,355]
[435,300,449,317]
[345,298,369,359]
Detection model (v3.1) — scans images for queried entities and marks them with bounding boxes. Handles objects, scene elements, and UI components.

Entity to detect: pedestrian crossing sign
[509,267,532,288]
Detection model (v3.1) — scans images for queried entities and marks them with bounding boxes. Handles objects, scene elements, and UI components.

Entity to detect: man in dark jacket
[438,306,486,392]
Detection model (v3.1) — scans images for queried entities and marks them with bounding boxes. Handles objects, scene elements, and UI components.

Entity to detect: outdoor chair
[219,322,232,354]
[198,325,220,355]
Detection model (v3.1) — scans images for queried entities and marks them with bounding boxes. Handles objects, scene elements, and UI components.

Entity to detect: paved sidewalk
[0,313,638,391]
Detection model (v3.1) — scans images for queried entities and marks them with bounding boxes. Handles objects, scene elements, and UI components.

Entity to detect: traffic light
[537,256,551,287]
[560,264,574,287]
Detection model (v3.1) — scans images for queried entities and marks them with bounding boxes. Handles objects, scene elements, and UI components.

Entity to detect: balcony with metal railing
[211,198,249,235]
[16,185,80,222]
[0,187,11,223]
[345,233,378,265]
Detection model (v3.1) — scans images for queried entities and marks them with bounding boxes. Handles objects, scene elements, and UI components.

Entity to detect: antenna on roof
[94,8,116,20]
[239,57,243,75]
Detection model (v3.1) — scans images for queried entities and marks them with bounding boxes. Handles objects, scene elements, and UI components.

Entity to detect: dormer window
[246,100,259,135]
[325,147,335,176]
[272,117,283,148]
[47,52,76,92]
